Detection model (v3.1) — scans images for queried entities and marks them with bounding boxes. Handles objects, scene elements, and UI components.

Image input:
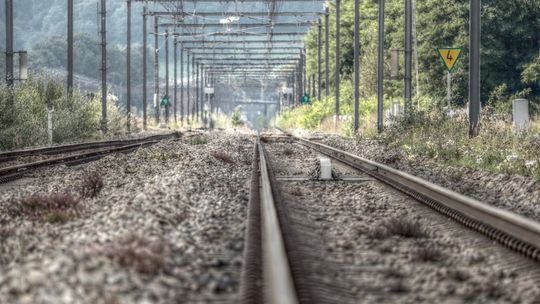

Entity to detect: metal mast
[142,6,148,130]
[100,0,107,132]
[377,0,385,132]
[404,0,413,113]
[126,0,132,131]
[469,0,481,137]
[67,0,74,92]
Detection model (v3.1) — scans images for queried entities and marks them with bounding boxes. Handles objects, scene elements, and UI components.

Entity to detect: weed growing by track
[88,235,172,275]
[79,171,104,198]
[414,246,445,263]
[382,110,540,177]
[190,135,209,145]
[0,77,125,151]
[211,150,234,164]
[369,218,427,239]
[7,193,81,224]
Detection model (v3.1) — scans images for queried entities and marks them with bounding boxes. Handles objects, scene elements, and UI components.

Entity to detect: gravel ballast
[0,131,254,303]
[294,131,540,222]
[264,136,540,303]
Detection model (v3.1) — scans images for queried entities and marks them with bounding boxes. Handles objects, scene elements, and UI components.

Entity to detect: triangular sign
[436,48,463,73]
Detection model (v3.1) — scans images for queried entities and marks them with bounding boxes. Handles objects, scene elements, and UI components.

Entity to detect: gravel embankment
[264,138,540,303]
[0,131,254,304]
[293,130,540,222]
[0,130,180,170]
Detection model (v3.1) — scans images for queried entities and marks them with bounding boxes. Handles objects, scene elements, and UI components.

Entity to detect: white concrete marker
[392,100,401,117]
[513,99,529,131]
[320,157,332,180]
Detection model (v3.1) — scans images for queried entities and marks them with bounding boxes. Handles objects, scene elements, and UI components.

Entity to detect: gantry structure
[127,0,327,127]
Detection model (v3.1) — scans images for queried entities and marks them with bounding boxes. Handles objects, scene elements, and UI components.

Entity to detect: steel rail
[0,133,180,184]
[241,139,299,304]
[0,133,178,163]
[284,132,540,261]
[258,138,298,304]
[282,131,540,262]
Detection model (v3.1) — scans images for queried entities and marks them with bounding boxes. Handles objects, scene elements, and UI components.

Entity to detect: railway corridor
[1,130,540,303]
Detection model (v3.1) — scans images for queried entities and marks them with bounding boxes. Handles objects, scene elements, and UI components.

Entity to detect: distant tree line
[304,0,540,111]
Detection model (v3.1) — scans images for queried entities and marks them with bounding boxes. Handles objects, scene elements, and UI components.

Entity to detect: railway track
[0,132,180,184]
[241,130,540,303]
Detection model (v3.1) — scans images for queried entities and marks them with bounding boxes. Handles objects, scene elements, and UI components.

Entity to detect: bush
[231,106,244,127]
[80,171,105,198]
[0,76,125,151]
[8,192,81,223]
[211,150,234,163]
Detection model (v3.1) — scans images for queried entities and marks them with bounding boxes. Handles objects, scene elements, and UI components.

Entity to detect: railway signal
[436,47,464,109]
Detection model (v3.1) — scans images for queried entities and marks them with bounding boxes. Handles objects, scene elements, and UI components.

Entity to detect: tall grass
[382,109,540,177]
[0,76,124,150]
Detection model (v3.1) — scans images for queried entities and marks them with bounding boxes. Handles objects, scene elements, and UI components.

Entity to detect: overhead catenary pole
[312,74,316,99]
[324,5,330,97]
[187,52,191,122]
[302,49,306,95]
[404,0,413,113]
[142,6,148,130]
[192,55,196,120]
[180,43,184,124]
[67,0,74,92]
[126,0,132,131]
[200,64,204,121]
[174,37,178,123]
[100,0,107,133]
[196,62,200,121]
[165,30,170,124]
[5,0,14,87]
[354,0,360,132]
[335,0,341,120]
[154,16,160,125]
[377,0,385,133]
[412,0,420,100]
[469,0,481,137]
[317,19,322,100]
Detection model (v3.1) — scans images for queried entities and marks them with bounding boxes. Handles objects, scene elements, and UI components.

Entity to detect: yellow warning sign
[436,48,463,73]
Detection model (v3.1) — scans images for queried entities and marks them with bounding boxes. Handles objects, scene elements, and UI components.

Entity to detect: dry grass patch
[8,193,80,223]
[211,150,235,163]
[369,218,427,239]
[283,147,294,156]
[190,135,209,145]
[92,235,172,275]
[80,171,104,198]
[414,246,444,262]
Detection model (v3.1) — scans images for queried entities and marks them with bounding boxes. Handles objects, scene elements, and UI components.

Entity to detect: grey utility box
[513,99,529,131]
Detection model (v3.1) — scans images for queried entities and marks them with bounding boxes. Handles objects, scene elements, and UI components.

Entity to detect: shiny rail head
[284,131,540,261]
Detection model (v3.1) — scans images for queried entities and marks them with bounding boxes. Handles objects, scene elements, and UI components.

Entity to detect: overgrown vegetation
[0,77,124,151]
[79,171,105,198]
[210,150,235,164]
[369,217,427,239]
[278,0,540,175]
[414,246,444,263]
[231,106,244,127]
[382,109,540,177]
[190,135,209,145]
[8,192,81,224]
[90,234,172,275]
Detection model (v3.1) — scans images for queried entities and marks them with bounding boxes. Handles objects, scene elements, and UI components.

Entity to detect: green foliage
[231,106,244,127]
[382,110,540,177]
[303,0,540,114]
[522,53,540,86]
[0,76,124,150]
[190,135,209,145]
